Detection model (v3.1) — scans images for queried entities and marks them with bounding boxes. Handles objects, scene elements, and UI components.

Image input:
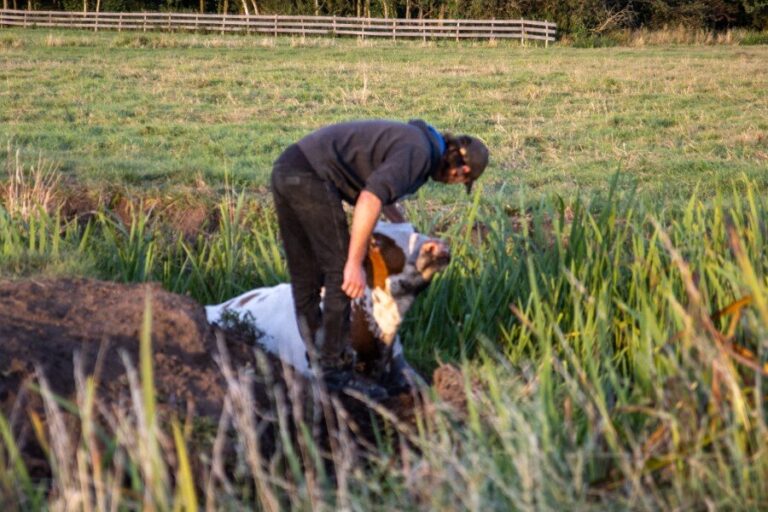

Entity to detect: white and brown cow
[205,222,450,391]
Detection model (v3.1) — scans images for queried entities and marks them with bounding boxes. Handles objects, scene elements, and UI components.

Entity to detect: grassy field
[1,29,767,200]
[1,29,768,509]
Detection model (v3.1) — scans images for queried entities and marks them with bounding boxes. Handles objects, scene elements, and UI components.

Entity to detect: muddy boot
[323,366,388,402]
[383,353,427,396]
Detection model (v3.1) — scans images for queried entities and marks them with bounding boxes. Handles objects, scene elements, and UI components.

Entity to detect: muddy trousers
[271,146,354,371]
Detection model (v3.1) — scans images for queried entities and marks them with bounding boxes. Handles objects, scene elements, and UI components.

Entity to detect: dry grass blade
[666,294,768,376]
[652,218,752,427]
[4,145,62,219]
[213,330,280,512]
[36,367,79,510]
[712,295,753,340]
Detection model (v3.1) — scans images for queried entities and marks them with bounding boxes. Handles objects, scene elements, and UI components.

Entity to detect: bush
[740,31,768,44]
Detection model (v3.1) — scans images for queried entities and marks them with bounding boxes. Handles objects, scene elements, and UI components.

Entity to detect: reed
[2,171,767,508]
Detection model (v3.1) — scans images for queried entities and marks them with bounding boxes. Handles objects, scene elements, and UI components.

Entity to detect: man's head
[432,134,490,194]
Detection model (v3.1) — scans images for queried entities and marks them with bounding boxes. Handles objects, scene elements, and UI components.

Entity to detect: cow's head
[351,222,450,378]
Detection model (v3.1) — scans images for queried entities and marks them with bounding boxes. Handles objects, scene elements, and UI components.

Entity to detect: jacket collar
[408,119,444,175]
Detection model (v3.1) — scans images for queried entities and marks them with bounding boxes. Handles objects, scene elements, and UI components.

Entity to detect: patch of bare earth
[0,278,463,476]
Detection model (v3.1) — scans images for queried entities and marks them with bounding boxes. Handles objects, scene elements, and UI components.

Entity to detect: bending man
[271,119,489,399]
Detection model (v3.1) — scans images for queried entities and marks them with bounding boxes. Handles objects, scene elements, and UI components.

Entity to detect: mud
[0,278,461,475]
[0,278,227,417]
[11,183,227,242]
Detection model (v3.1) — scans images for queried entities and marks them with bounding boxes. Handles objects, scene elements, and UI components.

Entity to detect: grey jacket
[296,119,443,205]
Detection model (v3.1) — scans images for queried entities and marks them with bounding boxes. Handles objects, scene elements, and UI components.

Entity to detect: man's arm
[342,190,382,299]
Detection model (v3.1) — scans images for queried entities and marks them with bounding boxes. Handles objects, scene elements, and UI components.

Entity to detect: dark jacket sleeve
[363,146,432,205]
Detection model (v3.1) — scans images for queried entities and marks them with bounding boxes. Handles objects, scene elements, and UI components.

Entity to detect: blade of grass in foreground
[0,412,36,505]
[136,288,170,509]
[171,419,198,512]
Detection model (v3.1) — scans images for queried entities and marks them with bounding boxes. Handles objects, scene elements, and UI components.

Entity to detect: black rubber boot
[323,366,388,402]
[382,353,427,396]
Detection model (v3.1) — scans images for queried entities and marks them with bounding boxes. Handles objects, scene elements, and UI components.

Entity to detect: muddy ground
[0,278,463,475]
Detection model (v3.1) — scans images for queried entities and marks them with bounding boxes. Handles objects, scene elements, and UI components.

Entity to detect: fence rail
[0,9,556,43]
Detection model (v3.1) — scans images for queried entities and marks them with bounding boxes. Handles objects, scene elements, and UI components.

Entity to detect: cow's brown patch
[352,233,406,373]
[236,291,262,307]
[366,245,389,289]
[364,233,406,290]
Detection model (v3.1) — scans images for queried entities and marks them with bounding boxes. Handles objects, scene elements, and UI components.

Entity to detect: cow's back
[205,283,310,374]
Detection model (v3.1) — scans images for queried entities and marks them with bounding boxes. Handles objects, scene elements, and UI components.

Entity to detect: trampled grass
[1,28,768,510]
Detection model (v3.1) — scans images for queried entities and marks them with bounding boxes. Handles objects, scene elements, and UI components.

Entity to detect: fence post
[421,17,425,43]
[522,21,527,46]
[143,12,147,32]
[391,18,395,41]
[332,14,336,37]
[455,20,459,42]
[273,14,277,37]
[23,9,27,28]
[94,10,98,32]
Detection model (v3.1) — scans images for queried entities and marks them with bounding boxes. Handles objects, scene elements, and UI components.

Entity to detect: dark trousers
[271,145,353,370]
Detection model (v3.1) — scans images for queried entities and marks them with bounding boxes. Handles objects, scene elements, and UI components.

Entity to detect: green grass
[1,29,768,510]
[1,29,767,201]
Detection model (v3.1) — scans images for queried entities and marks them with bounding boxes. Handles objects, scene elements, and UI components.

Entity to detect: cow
[205,221,450,394]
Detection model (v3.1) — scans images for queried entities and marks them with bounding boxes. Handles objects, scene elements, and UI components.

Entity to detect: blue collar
[427,124,446,156]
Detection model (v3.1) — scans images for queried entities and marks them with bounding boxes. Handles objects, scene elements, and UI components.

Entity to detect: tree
[742,0,768,28]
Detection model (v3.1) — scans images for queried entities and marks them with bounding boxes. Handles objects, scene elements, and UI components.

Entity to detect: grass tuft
[3,144,62,220]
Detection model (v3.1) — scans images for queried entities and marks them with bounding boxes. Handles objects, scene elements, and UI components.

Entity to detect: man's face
[434,164,472,186]
[433,140,477,188]
[438,165,472,185]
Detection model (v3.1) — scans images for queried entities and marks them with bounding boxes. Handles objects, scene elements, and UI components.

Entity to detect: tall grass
[1,170,767,508]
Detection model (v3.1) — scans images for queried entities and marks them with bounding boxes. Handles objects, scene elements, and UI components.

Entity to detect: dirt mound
[0,278,459,476]
[0,278,226,417]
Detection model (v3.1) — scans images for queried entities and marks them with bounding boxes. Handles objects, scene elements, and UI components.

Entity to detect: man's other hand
[342,260,367,299]
[382,203,407,223]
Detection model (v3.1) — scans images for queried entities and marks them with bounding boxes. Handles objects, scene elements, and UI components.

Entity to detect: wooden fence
[0,9,556,43]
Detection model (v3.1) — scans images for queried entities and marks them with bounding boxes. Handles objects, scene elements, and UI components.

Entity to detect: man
[271,119,489,399]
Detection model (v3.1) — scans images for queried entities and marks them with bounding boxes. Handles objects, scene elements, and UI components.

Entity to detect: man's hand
[343,190,382,299]
[342,260,367,299]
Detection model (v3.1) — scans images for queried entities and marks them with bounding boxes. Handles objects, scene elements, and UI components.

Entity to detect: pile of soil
[0,279,231,415]
[0,278,463,474]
